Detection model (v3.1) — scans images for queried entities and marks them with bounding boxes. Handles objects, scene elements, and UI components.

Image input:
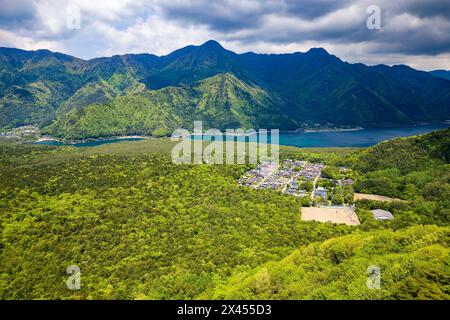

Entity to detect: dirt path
[310,174,320,200]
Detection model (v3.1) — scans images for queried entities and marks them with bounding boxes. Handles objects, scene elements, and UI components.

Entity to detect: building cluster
[297,162,325,181]
[239,160,395,223]
[238,160,327,198]
[0,125,39,138]
[336,178,354,187]
[237,162,279,187]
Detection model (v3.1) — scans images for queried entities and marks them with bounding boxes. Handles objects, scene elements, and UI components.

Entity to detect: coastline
[303,127,364,133]
[28,121,450,146]
[35,135,150,144]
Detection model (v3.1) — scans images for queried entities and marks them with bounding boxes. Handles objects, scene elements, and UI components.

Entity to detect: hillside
[431,70,450,81]
[351,128,450,224]
[1,41,450,139]
[44,73,295,139]
[354,127,450,173]
[204,225,450,300]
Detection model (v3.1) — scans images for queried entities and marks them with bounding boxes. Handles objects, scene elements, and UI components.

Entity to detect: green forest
[0,128,449,299]
[2,41,450,139]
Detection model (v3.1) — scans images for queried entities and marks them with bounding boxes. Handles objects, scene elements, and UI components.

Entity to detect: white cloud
[0,0,449,70]
[0,28,64,51]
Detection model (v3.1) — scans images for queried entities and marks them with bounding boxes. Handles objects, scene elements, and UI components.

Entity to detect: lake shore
[29,122,450,148]
[304,127,364,133]
[35,135,150,144]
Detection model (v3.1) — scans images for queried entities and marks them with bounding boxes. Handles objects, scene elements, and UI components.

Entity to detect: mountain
[356,126,450,173]
[352,127,450,219]
[1,41,450,139]
[45,73,294,139]
[430,70,450,81]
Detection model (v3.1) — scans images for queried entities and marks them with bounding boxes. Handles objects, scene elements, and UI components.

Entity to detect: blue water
[279,123,450,148]
[32,123,449,148]
[191,123,450,148]
[33,138,144,147]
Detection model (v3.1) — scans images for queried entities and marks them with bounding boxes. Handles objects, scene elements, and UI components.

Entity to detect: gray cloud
[0,0,38,29]
[284,0,354,19]
[157,0,276,31]
[0,0,449,70]
[154,0,450,57]
[402,0,450,18]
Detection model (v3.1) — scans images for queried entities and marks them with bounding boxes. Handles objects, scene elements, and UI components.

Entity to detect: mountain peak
[306,47,330,56]
[200,40,225,50]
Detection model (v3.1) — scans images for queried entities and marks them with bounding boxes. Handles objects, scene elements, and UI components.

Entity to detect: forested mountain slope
[1,41,450,138]
[204,225,450,300]
[352,128,450,224]
[430,70,450,81]
[44,73,295,139]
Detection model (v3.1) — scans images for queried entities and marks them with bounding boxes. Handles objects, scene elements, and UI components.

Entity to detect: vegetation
[2,42,450,139]
[0,128,449,299]
[204,225,450,299]
[0,140,352,299]
[350,129,450,225]
[44,73,292,139]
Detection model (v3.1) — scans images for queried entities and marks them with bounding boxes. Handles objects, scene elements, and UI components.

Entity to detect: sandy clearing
[301,206,360,226]
[354,193,406,203]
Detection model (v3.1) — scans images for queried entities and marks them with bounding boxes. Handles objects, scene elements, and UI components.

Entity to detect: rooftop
[370,209,394,221]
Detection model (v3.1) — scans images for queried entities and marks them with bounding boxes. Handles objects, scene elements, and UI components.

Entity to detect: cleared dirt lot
[354,193,405,202]
[301,206,360,226]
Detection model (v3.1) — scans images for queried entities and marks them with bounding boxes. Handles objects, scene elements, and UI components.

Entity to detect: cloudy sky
[0,0,449,70]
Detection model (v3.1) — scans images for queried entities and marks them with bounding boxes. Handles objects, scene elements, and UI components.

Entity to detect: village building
[370,209,394,221]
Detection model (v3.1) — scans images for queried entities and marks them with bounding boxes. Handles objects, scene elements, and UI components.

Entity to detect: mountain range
[1,40,450,139]
[431,70,450,81]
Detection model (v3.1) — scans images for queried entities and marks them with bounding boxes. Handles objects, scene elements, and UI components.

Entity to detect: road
[310,174,320,200]
[254,165,279,189]
[282,171,301,193]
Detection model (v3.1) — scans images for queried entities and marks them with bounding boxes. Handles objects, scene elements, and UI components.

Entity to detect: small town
[238,160,341,201]
[238,160,398,226]
[238,160,364,225]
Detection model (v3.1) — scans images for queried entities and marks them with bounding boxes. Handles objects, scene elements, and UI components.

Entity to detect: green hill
[351,128,450,224]
[44,73,294,139]
[204,225,450,300]
[2,41,450,139]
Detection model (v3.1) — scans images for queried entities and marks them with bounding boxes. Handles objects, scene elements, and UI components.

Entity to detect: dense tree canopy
[0,128,449,299]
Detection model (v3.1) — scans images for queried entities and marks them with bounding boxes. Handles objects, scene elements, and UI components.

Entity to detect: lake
[33,123,450,148]
[192,123,450,148]
[278,123,450,148]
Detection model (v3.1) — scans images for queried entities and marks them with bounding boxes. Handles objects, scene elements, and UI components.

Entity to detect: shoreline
[29,121,450,145]
[35,135,150,144]
[303,127,364,133]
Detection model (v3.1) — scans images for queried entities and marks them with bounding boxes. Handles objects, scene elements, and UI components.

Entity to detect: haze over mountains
[1,40,450,139]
